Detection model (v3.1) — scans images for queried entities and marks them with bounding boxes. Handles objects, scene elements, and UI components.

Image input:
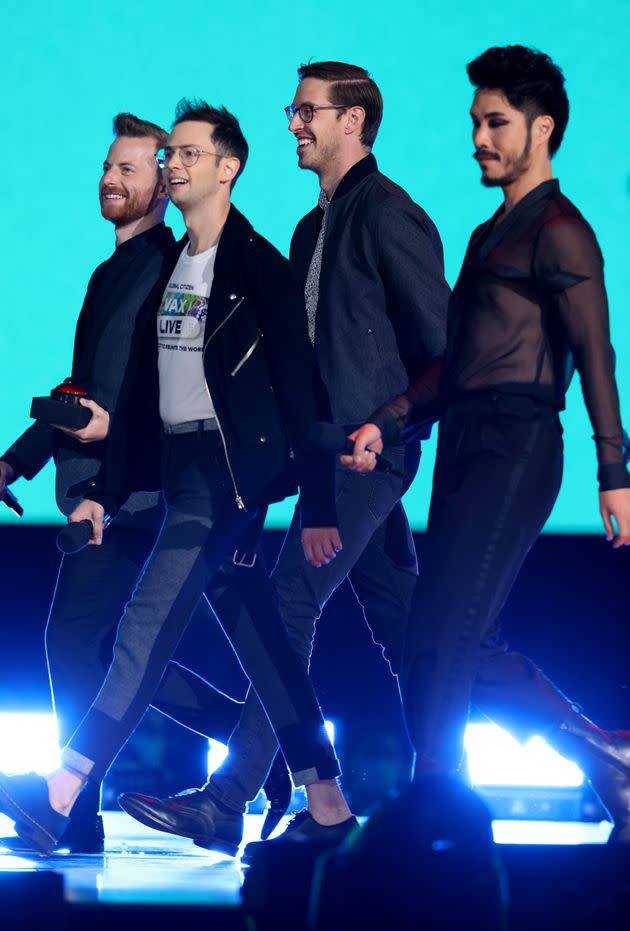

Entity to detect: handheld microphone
[309,423,407,479]
[56,519,93,554]
[1,487,24,517]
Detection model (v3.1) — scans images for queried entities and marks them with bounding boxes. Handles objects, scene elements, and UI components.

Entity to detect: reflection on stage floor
[0,810,613,908]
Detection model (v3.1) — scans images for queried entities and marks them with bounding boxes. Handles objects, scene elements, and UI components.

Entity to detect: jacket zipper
[231,334,260,377]
[203,296,246,510]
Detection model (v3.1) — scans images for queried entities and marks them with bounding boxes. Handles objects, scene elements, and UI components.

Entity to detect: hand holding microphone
[309,422,404,478]
[56,519,95,554]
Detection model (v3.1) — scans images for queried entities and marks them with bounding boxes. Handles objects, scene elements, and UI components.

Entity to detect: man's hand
[301,527,343,568]
[68,498,106,545]
[54,399,110,444]
[339,423,383,474]
[599,488,630,549]
[0,459,16,496]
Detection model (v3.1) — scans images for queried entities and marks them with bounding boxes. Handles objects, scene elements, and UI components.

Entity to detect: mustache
[474,149,500,161]
[100,187,127,196]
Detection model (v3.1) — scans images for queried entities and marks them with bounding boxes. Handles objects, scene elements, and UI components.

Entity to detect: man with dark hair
[172,99,248,186]
[0,99,355,856]
[345,45,630,841]
[119,62,451,856]
[0,112,286,854]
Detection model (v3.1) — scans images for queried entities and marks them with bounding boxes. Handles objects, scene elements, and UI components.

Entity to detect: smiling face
[163,120,233,214]
[470,89,535,189]
[99,135,161,226]
[287,77,347,176]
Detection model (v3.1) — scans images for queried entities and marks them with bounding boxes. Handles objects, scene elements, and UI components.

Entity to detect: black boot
[550,716,630,843]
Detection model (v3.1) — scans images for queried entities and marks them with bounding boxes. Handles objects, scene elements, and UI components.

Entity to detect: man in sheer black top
[345,45,630,841]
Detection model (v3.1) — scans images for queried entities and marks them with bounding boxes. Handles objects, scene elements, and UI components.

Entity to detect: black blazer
[1,224,175,501]
[290,154,450,436]
[94,205,335,527]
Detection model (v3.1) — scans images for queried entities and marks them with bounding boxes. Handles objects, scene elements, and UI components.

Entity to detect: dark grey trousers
[61,429,339,786]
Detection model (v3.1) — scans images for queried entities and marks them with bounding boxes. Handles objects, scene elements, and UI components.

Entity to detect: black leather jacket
[92,206,335,527]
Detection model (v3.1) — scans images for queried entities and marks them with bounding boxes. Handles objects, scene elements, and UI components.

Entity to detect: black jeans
[207,443,421,812]
[402,393,564,771]
[61,429,339,786]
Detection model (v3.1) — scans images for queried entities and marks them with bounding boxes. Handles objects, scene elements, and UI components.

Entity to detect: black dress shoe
[0,771,69,856]
[0,813,104,855]
[242,810,358,863]
[260,752,292,841]
[118,787,244,856]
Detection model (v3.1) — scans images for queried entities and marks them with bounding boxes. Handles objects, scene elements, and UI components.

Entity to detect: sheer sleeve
[534,217,630,490]
[369,357,444,446]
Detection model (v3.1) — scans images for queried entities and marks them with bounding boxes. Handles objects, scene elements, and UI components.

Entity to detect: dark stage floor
[0,811,622,931]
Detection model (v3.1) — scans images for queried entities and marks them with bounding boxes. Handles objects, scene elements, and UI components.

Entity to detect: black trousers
[402,393,565,771]
[62,429,339,786]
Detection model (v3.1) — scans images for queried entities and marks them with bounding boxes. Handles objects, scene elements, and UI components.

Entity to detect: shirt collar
[493,178,560,223]
[329,153,378,203]
[114,222,170,254]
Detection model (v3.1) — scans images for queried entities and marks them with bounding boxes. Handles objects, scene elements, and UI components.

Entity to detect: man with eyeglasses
[0,99,357,856]
[118,62,451,858]
[0,112,291,855]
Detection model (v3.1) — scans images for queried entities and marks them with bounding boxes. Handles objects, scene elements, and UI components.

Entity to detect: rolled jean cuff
[278,721,340,786]
[292,764,339,788]
[61,747,96,780]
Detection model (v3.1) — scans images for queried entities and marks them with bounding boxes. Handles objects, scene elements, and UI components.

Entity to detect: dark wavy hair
[173,98,248,187]
[466,45,569,156]
[297,61,383,148]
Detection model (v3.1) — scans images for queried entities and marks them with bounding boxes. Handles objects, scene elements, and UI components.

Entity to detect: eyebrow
[470,110,509,118]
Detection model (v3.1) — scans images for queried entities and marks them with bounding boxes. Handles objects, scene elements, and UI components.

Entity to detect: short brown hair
[113,112,168,151]
[297,61,383,148]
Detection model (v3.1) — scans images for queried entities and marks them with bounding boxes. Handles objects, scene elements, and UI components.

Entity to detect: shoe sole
[0,779,56,856]
[118,797,239,857]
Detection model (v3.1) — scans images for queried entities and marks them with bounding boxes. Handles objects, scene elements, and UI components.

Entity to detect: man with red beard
[0,113,285,854]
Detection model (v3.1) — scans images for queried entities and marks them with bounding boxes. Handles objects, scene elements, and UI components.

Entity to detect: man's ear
[344,106,366,139]
[156,177,169,201]
[534,114,555,152]
[221,156,241,185]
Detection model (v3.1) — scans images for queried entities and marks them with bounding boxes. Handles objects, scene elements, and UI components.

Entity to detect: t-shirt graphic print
[157,242,218,425]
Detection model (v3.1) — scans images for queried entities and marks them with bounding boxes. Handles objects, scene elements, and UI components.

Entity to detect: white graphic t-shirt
[157,242,218,425]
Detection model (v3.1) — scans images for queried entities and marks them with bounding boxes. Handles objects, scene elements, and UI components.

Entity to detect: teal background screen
[1,1,628,531]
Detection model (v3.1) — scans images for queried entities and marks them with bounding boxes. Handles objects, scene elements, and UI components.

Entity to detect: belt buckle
[232,549,257,568]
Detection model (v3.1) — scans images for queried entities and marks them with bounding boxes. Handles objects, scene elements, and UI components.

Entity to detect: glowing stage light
[324,719,335,746]
[465,723,583,787]
[207,738,228,778]
[0,713,60,775]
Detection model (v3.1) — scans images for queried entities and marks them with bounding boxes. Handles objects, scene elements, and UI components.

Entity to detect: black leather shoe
[242,810,358,863]
[0,813,104,855]
[118,787,244,856]
[260,752,292,841]
[552,720,630,844]
[0,771,69,856]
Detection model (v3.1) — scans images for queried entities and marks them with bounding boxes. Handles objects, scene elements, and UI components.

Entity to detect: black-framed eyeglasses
[284,103,347,123]
[156,145,225,169]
